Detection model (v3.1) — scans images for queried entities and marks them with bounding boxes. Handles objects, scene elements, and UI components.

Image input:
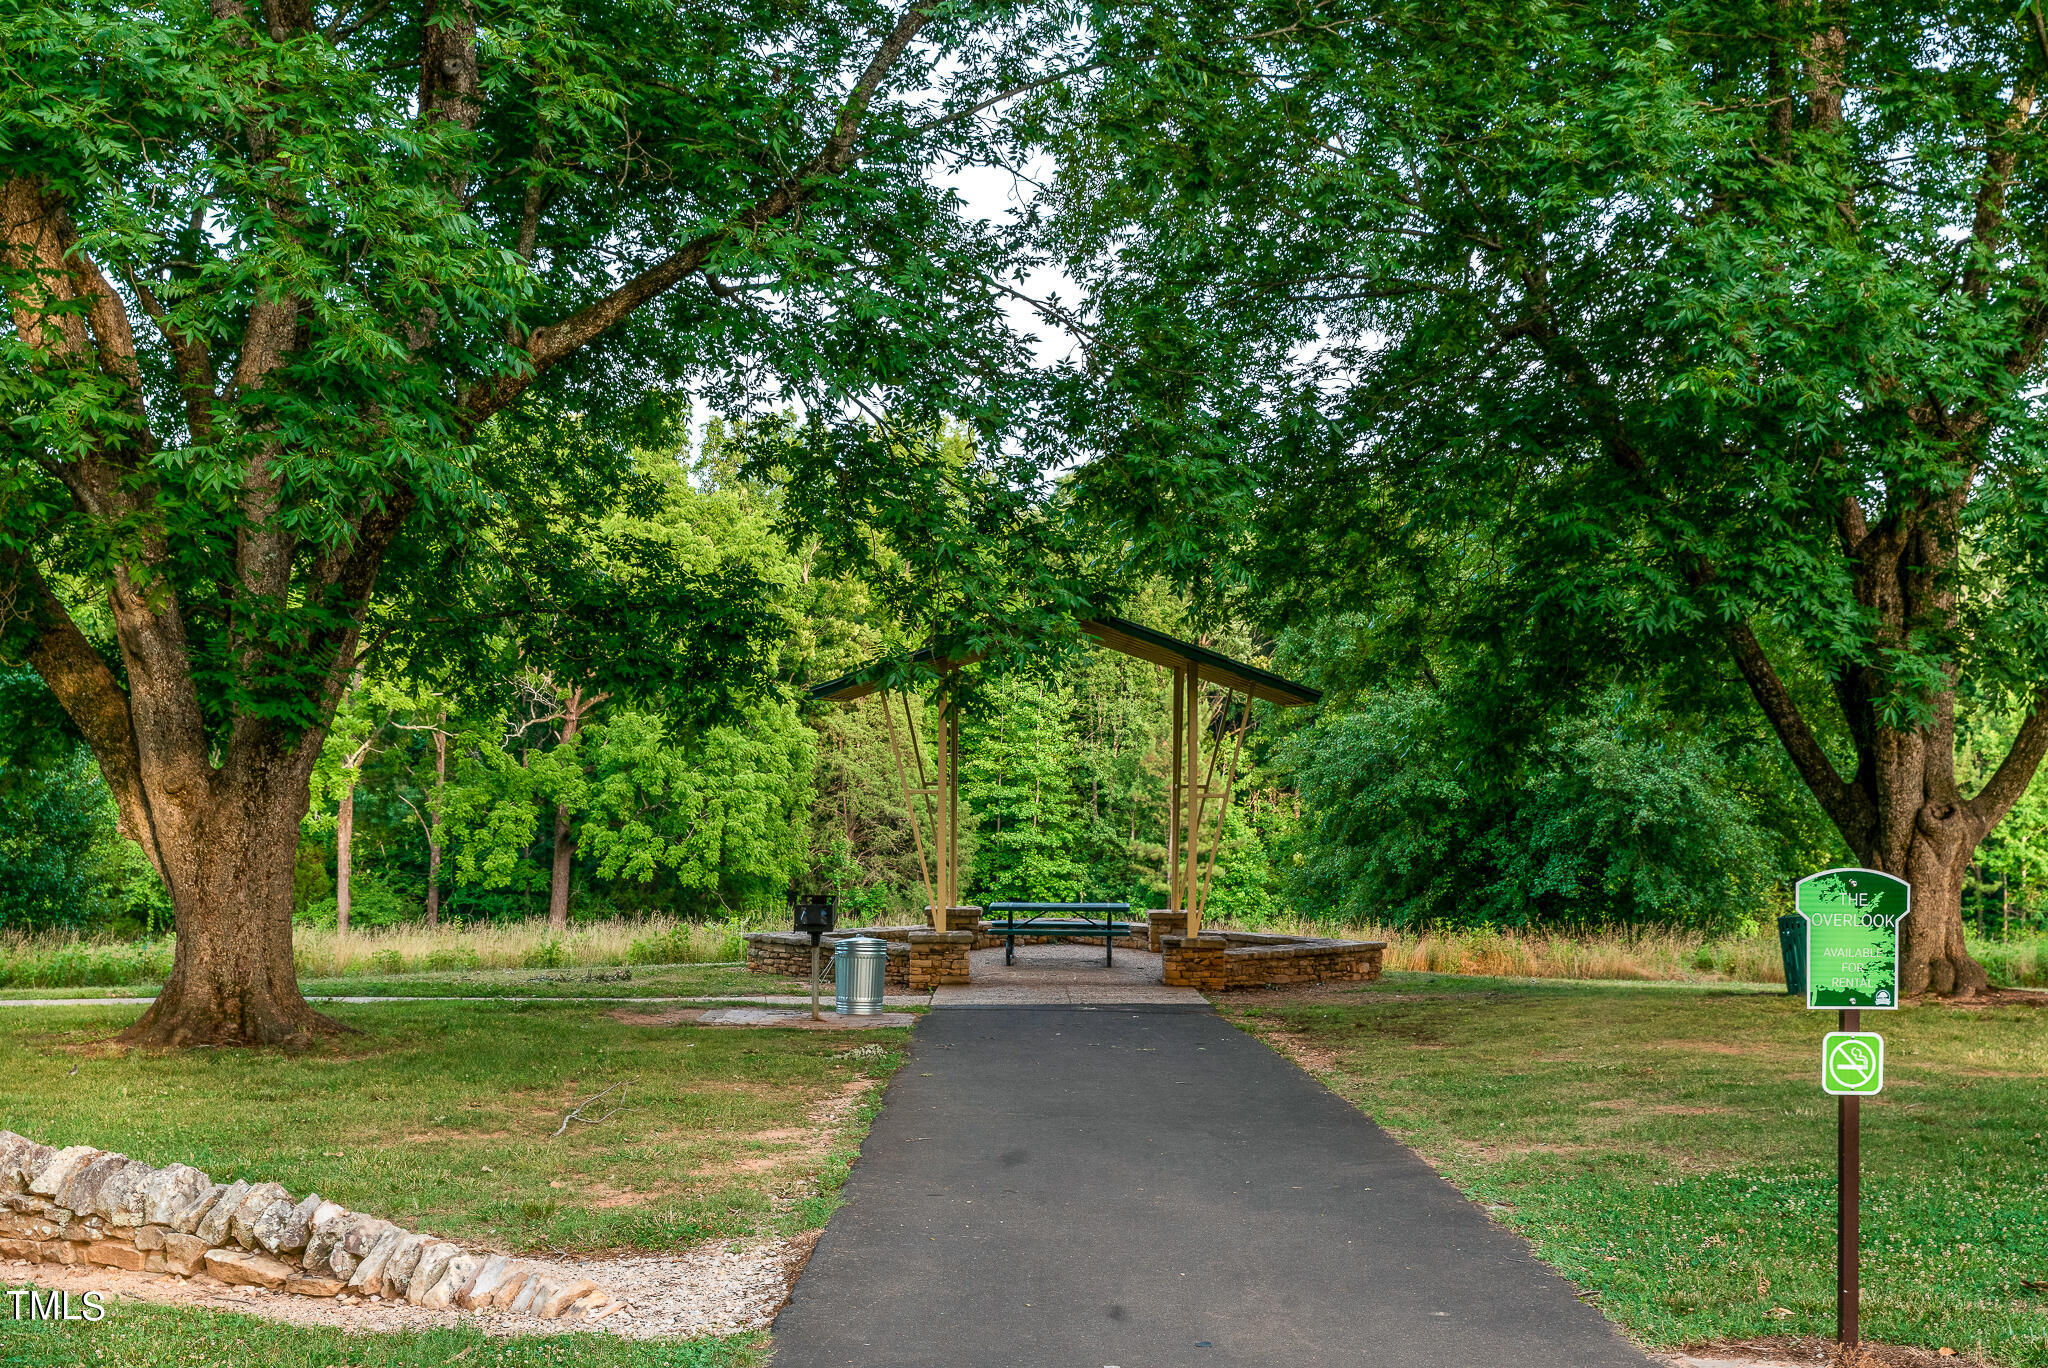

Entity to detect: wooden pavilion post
[880,692,938,922]
[946,691,961,909]
[1169,666,1184,919]
[929,688,962,913]
[1184,666,1205,938]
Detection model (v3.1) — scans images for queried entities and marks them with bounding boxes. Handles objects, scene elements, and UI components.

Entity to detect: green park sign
[1795,868,1910,1010]
[1822,1031,1885,1096]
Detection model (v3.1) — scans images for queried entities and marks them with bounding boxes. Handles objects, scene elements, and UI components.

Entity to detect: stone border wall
[1146,910,1188,951]
[906,931,973,990]
[1160,932,1386,991]
[0,1132,620,1322]
[744,930,911,990]
[747,913,1154,987]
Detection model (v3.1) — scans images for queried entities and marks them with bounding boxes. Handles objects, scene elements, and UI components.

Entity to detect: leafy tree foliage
[0,0,1086,1044]
[1038,0,2048,995]
[1287,687,1828,932]
[961,673,1092,903]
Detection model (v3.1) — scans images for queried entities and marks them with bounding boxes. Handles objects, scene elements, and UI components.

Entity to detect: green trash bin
[1777,914,1807,997]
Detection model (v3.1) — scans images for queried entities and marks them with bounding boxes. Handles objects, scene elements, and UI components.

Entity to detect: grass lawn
[0,999,908,1365]
[1226,974,2048,1366]
[0,1304,756,1368]
[293,963,777,1000]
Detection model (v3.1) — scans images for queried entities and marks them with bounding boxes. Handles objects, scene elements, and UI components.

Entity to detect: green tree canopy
[0,0,1108,1042]
[1037,0,2048,996]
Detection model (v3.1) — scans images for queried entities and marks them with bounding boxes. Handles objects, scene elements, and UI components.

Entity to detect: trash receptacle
[834,936,888,1015]
[1777,914,1807,997]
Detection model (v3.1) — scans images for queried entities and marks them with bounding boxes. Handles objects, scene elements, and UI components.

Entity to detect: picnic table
[983,902,1134,967]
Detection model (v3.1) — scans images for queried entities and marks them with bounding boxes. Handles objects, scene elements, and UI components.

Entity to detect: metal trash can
[1777,914,1807,997]
[834,936,888,1015]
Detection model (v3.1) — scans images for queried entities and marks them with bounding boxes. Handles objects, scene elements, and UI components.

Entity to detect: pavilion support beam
[1169,666,1184,918]
[880,691,939,923]
[1184,666,1204,939]
[946,692,961,909]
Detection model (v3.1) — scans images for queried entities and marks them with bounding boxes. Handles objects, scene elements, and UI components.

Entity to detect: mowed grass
[1226,976,2048,1365]
[0,1000,907,1254]
[293,962,772,1001]
[0,1303,758,1368]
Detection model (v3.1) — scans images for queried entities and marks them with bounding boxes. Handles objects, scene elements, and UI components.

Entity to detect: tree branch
[1725,621,1873,847]
[124,269,220,443]
[462,0,939,422]
[1967,689,2048,833]
[0,552,168,878]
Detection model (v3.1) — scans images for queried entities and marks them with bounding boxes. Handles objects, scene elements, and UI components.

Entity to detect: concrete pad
[933,944,1206,1007]
[696,1008,918,1028]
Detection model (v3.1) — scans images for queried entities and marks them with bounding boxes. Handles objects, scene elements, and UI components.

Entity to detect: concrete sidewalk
[771,1005,1652,1368]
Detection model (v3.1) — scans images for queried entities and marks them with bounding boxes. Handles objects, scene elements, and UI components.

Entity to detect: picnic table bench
[984,902,1134,967]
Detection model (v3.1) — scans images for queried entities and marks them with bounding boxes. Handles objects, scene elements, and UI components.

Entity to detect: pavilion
[805,615,1320,941]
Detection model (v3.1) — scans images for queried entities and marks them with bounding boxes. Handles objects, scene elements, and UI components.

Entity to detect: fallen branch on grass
[549,1080,634,1138]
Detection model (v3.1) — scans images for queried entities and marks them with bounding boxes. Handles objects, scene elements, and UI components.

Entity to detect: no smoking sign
[1822,1031,1884,1096]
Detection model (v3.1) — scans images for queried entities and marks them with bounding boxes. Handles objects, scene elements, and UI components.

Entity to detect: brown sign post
[1796,868,1907,1349]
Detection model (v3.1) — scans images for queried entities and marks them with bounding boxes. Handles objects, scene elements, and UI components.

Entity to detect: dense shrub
[1286,688,1821,931]
[0,934,174,988]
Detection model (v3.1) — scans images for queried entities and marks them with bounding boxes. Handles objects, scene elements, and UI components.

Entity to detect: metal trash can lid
[840,935,888,953]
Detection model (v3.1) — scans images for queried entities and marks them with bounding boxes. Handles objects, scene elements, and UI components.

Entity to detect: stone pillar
[1147,910,1188,953]
[906,930,974,991]
[1159,934,1226,991]
[940,905,983,934]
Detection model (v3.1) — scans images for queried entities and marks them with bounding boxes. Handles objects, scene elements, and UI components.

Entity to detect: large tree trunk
[1851,739,1984,999]
[119,768,343,1048]
[1726,500,2048,1001]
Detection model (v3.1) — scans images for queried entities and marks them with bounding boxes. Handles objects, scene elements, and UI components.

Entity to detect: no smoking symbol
[1822,1032,1884,1096]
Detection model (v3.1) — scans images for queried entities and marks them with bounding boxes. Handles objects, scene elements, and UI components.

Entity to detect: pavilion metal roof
[805,614,1322,708]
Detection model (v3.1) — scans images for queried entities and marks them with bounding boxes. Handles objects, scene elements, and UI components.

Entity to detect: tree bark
[548,797,574,933]
[545,687,590,933]
[1724,496,2048,999]
[116,756,343,1048]
[335,780,355,935]
[425,728,446,928]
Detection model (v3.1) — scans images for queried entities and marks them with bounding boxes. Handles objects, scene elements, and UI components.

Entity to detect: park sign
[1795,868,1910,1010]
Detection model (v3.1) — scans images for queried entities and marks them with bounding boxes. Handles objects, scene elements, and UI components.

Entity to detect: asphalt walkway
[771,1005,1652,1368]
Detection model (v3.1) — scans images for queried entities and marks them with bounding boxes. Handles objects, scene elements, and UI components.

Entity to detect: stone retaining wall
[906,930,973,991]
[0,1132,620,1322]
[1146,910,1187,952]
[1160,932,1385,991]
[744,930,911,989]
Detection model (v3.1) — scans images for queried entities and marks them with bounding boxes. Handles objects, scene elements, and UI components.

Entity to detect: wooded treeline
[10,426,2048,941]
[9,0,2048,1038]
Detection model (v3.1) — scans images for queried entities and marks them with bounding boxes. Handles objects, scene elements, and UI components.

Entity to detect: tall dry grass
[6,912,2045,990]
[0,912,782,988]
[1211,914,1791,984]
[288,911,786,978]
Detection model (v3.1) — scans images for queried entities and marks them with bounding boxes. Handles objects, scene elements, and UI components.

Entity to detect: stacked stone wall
[0,1132,619,1321]
[744,931,910,989]
[906,931,973,991]
[1160,933,1384,991]
[1146,910,1188,952]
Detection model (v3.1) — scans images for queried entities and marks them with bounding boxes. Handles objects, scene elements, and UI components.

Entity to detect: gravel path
[4,1237,810,1340]
[0,993,931,1008]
